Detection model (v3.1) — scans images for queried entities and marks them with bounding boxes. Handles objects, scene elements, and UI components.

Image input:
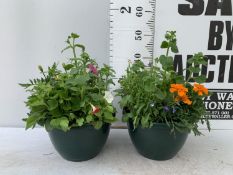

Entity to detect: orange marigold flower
[193,83,208,96]
[175,95,192,105]
[182,96,192,105]
[170,84,188,97]
[171,84,192,105]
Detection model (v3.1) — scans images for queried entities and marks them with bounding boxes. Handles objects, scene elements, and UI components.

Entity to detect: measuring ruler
[110,0,156,81]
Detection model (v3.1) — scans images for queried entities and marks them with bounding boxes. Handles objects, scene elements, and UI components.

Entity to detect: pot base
[48,124,110,162]
[128,121,188,161]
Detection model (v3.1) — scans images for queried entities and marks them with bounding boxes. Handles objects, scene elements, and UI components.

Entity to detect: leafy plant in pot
[20,33,117,162]
[116,31,211,160]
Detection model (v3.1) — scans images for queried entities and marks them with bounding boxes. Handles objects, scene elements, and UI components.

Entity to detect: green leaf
[66,75,90,86]
[80,101,85,108]
[75,44,85,52]
[62,63,73,71]
[161,41,169,48]
[144,83,154,92]
[141,115,150,128]
[93,121,103,129]
[47,100,58,111]
[19,83,32,88]
[25,115,38,129]
[61,46,71,53]
[199,60,208,65]
[106,105,114,113]
[60,119,69,131]
[136,104,145,115]
[71,33,80,39]
[90,93,103,102]
[133,116,139,129]
[71,103,80,111]
[104,111,116,123]
[122,113,132,122]
[159,55,173,71]
[86,115,94,123]
[154,88,165,100]
[170,43,179,53]
[50,118,61,128]
[50,117,69,132]
[69,87,80,91]
[38,65,44,72]
[104,111,114,120]
[175,75,185,84]
[25,112,47,130]
[62,104,72,111]
[69,113,76,119]
[194,75,207,84]
[70,68,79,75]
[188,52,206,65]
[120,95,131,107]
[189,67,201,73]
[76,118,85,126]
[49,108,61,117]
[29,98,46,107]
[187,57,194,64]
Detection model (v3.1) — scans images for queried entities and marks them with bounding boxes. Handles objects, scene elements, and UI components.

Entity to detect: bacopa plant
[20,33,117,131]
[117,31,211,136]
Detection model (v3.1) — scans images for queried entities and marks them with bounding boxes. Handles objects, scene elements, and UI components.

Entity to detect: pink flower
[88,64,98,75]
[91,104,100,114]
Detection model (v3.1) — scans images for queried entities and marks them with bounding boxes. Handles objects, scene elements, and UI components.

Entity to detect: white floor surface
[0,128,233,175]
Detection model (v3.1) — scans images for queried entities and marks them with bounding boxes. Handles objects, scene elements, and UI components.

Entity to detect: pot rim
[128,120,190,133]
[47,123,111,133]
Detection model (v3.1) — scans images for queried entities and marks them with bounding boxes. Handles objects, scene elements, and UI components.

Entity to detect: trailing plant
[116,31,210,136]
[20,33,116,131]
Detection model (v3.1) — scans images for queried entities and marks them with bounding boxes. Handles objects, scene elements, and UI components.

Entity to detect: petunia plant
[117,31,211,135]
[20,33,117,131]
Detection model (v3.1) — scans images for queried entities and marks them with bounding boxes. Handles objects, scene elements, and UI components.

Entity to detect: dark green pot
[128,120,188,160]
[48,123,110,162]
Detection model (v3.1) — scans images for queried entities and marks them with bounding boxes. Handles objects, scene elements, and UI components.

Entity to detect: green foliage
[20,33,117,132]
[117,31,211,136]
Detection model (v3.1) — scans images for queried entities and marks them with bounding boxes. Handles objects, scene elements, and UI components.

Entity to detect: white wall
[1,0,232,129]
[0,0,110,127]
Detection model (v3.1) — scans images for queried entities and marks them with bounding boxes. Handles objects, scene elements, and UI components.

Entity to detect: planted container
[117,31,211,160]
[20,33,116,161]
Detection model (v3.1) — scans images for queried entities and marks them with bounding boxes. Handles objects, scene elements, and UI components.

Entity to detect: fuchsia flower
[91,104,100,114]
[88,64,98,75]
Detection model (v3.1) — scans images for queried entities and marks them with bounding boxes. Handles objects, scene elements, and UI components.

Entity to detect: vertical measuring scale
[110,0,156,83]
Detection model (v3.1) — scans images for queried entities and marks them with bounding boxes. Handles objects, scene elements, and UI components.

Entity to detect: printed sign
[154,0,233,122]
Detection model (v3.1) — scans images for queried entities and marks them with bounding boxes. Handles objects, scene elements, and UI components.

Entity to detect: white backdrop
[1,0,232,129]
[0,0,109,127]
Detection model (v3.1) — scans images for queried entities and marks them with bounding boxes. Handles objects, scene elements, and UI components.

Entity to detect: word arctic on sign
[174,54,233,83]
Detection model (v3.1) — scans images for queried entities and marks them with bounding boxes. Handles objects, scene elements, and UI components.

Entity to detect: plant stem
[72,38,77,58]
[105,75,109,90]
[163,47,170,82]
[166,47,170,57]
[81,87,84,100]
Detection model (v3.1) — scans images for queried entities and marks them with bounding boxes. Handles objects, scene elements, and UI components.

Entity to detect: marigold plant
[117,31,211,135]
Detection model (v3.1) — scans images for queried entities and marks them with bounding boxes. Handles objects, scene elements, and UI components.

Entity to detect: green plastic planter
[48,123,110,162]
[128,120,188,160]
